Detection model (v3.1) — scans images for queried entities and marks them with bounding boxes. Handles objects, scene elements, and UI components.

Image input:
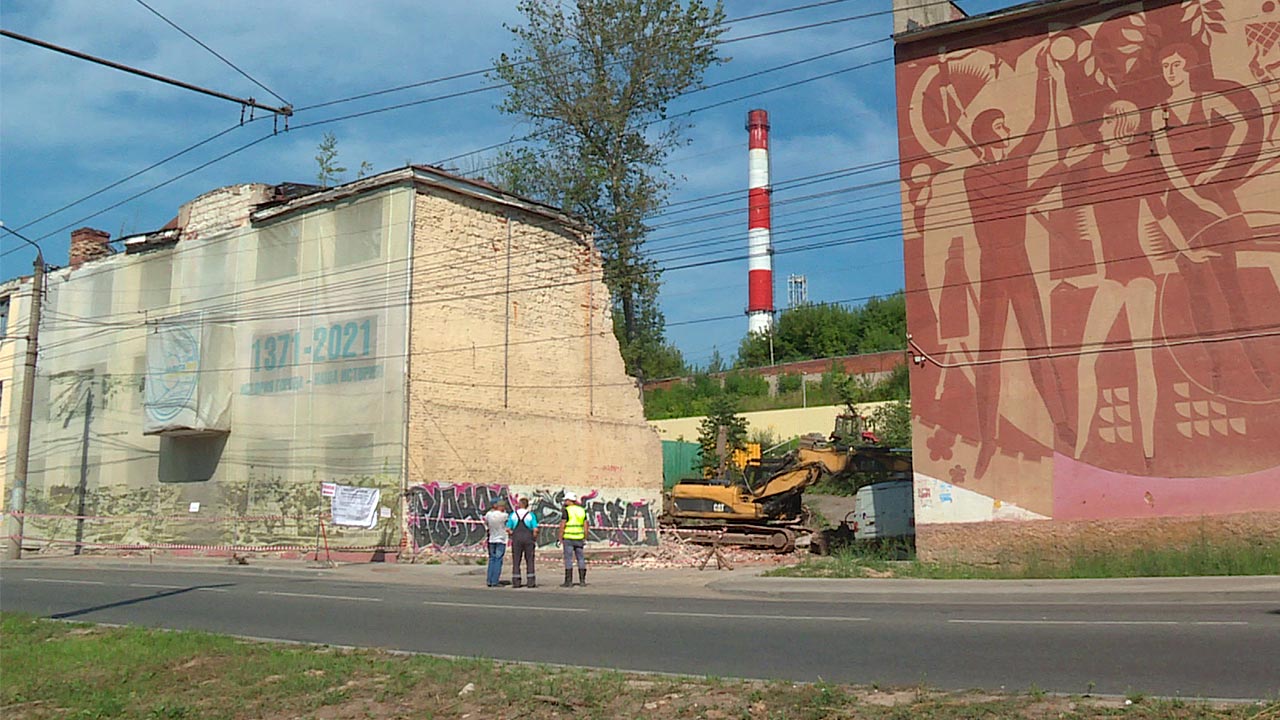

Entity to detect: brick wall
[405,190,663,502]
[69,227,111,267]
[644,350,906,395]
[178,184,273,241]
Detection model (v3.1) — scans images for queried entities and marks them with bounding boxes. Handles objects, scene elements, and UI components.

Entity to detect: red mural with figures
[897,0,1280,523]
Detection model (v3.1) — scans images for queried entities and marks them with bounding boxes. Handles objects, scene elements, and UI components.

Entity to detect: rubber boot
[527,575,537,589]
[577,568,587,587]
[513,577,523,589]
[561,570,574,587]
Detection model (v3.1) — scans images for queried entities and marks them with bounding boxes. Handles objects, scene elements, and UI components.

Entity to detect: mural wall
[897,0,1280,523]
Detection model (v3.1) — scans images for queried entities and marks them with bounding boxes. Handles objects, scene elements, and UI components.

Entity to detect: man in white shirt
[482,499,510,588]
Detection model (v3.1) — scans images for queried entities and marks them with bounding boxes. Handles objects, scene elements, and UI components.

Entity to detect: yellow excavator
[661,414,911,552]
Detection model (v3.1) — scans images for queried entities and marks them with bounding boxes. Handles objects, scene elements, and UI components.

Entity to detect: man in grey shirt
[483,500,510,588]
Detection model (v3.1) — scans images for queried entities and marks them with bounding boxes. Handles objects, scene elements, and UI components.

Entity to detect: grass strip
[2,613,1274,719]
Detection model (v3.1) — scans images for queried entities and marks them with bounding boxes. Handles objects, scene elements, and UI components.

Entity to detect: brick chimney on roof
[70,227,111,267]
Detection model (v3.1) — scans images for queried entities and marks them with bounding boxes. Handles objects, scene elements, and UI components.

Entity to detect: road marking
[259,591,382,602]
[423,601,587,613]
[24,578,104,585]
[126,583,229,593]
[950,619,1180,626]
[1192,621,1249,626]
[646,611,869,622]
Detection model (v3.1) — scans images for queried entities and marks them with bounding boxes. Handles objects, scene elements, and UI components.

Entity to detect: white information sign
[330,485,381,529]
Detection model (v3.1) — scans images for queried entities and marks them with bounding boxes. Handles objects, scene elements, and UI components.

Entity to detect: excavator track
[667,525,798,553]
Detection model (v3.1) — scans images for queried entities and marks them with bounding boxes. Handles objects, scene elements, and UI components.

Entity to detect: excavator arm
[744,446,851,502]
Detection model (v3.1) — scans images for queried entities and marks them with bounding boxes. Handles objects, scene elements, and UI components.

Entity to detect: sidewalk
[5,553,1279,600]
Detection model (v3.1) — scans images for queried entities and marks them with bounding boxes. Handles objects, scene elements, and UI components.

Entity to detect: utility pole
[2,223,44,560]
[74,384,94,556]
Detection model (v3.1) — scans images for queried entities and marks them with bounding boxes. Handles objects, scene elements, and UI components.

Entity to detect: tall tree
[491,0,725,379]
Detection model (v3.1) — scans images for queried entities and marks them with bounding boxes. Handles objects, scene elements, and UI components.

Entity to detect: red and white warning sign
[321,482,337,498]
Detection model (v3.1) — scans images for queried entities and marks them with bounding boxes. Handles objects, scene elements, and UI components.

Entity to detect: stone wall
[405,189,663,515]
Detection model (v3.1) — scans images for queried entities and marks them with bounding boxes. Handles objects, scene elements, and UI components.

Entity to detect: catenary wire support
[0,29,293,120]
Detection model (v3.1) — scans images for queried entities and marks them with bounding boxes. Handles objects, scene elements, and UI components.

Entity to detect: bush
[723,370,769,397]
[868,400,912,448]
[776,372,802,394]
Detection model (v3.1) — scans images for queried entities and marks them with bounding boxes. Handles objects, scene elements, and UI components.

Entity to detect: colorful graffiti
[405,483,658,549]
[897,0,1280,521]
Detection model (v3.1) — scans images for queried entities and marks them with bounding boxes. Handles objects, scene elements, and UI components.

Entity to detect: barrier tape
[5,511,330,523]
[5,511,662,535]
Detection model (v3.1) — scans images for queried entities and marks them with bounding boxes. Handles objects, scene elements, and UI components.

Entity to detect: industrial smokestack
[746,109,774,335]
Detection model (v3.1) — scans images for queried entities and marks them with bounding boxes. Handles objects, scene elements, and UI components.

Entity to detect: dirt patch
[805,493,858,528]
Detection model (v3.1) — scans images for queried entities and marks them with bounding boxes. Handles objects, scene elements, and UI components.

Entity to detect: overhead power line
[34,151,1280,359]
[132,0,289,107]
[3,2,892,248]
[0,28,292,118]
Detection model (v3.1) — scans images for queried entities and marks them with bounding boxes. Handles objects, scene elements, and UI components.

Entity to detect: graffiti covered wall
[406,482,659,550]
[896,0,1280,527]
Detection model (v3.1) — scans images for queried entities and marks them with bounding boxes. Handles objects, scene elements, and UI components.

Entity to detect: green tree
[315,132,347,188]
[697,394,748,472]
[705,348,726,374]
[868,400,912,448]
[491,0,726,380]
[854,293,908,354]
[736,293,908,368]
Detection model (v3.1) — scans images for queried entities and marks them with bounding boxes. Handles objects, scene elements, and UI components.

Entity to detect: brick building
[5,166,662,558]
[894,0,1280,560]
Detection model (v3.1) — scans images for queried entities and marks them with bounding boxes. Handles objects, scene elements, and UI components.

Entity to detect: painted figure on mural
[1068,100,1216,465]
[960,47,1075,478]
[1246,5,1280,148]
[1151,42,1274,390]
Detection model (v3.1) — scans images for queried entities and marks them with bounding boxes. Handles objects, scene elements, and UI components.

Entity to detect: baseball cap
[563,491,578,502]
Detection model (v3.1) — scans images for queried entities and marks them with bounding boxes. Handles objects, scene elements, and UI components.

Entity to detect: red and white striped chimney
[746,109,774,335]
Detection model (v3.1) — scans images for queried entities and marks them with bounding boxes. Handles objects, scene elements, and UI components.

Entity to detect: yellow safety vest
[563,504,587,540]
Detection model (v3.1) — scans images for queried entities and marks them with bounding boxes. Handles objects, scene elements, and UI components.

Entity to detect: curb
[0,558,352,578]
[707,574,1280,598]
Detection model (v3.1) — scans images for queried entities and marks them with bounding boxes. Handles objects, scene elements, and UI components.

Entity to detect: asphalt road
[2,562,1278,699]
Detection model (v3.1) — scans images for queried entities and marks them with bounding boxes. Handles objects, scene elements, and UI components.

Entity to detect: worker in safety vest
[559,491,590,587]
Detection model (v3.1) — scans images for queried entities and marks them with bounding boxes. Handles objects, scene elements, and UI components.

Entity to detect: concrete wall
[895,0,1280,556]
[404,189,663,548]
[892,0,967,36]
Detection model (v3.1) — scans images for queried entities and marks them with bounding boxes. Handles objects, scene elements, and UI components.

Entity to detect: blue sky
[0,0,1017,368]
